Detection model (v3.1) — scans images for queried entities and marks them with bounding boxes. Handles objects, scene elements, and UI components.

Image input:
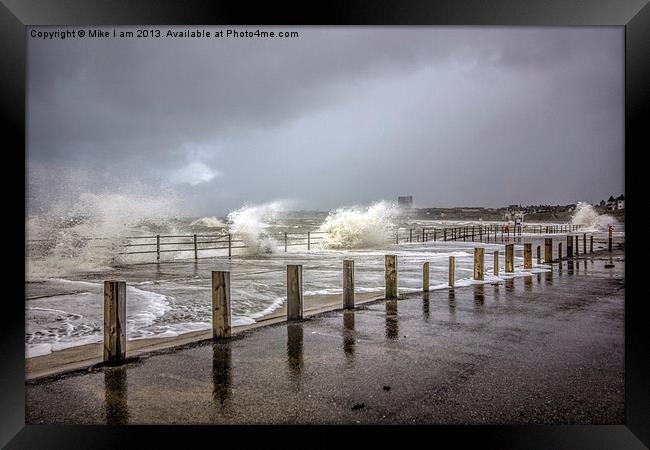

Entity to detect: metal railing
[26,224,582,264]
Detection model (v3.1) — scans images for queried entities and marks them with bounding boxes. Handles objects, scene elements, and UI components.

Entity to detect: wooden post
[524,243,532,269]
[156,235,160,262]
[423,262,430,292]
[567,235,573,257]
[434,230,437,241]
[228,233,232,257]
[608,225,613,252]
[536,245,541,264]
[473,248,484,280]
[193,234,198,260]
[505,244,514,272]
[493,251,499,276]
[574,235,579,256]
[284,232,288,252]
[583,233,587,254]
[444,229,447,241]
[590,235,594,253]
[385,255,397,299]
[409,229,413,243]
[449,256,455,288]
[307,231,311,250]
[103,280,126,363]
[396,229,399,244]
[558,242,562,259]
[287,265,303,320]
[212,271,231,339]
[544,238,553,263]
[343,260,355,309]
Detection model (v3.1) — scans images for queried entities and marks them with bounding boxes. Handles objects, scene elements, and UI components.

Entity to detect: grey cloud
[27,26,624,215]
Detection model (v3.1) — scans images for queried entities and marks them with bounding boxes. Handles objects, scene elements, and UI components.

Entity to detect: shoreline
[25,242,624,381]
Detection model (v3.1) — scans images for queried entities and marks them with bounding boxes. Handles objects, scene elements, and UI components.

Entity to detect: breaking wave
[570,201,619,231]
[226,201,286,254]
[318,201,398,249]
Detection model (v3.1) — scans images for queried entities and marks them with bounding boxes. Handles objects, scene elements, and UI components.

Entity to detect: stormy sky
[27,27,624,216]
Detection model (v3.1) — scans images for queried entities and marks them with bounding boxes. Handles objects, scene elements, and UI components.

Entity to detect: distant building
[397,196,413,209]
[606,194,625,210]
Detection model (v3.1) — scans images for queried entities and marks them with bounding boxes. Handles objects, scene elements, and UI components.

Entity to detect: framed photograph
[3,0,647,447]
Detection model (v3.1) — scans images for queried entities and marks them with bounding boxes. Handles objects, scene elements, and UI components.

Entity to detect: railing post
[608,225,613,252]
[505,243,514,273]
[590,235,594,253]
[444,229,447,241]
[212,271,231,339]
[574,235,579,256]
[104,280,126,363]
[434,230,437,241]
[409,229,413,243]
[228,233,232,257]
[287,265,303,320]
[473,247,484,280]
[385,255,397,299]
[544,238,553,263]
[524,243,532,269]
[396,229,399,244]
[193,234,198,260]
[307,231,311,250]
[343,260,355,309]
[156,235,160,262]
[449,256,455,288]
[285,232,288,252]
[493,250,499,276]
[583,233,587,254]
[423,261,430,292]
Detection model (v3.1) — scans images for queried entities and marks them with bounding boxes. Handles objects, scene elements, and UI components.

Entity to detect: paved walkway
[26,250,625,424]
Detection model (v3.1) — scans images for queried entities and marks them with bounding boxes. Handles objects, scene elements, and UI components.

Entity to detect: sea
[25,200,623,358]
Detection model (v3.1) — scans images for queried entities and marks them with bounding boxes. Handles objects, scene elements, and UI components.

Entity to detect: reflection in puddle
[212,343,232,407]
[343,310,355,358]
[385,300,398,340]
[524,276,532,290]
[104,367,129,425]
[422,293,430,320]
[287,323,303,382]
[505,279,514,292]
[473,285,485,304]
[567,261,574,275]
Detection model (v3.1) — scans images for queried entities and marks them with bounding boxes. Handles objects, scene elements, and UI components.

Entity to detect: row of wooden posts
[103,232,599,363]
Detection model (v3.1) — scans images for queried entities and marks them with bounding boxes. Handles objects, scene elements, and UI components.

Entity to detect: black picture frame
[3,0,648,447]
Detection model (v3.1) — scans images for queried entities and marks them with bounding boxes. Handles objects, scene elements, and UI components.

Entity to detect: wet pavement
[26,251,625,424]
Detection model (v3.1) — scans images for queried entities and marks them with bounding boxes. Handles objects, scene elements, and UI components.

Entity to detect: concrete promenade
[26,250,624,425]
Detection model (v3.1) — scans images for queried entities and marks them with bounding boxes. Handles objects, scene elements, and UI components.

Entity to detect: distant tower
[397,196,413,209]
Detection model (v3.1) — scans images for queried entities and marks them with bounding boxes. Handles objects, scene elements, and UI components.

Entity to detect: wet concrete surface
[26,251,625,424]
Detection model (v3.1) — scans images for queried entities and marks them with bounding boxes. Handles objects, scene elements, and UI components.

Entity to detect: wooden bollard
[590,235,593,253]
[608,226,613,252]
[193,234,198,260]
[343,260,355,309]
[409,229,413,243]
[583,233,587,254]
[574,235,579,256]
[449,256,455,288]
[444,229,447,241]
[156,234,161,262]
[566,235,573,257]
[287,265,303,320]
[212,271,231,338]
[385,255,397,299]
[423,262,430,292]
[104,280,126,363]
[473,248,484,280]
[558,242,563,259]
[505,244,514,272]
[523,243,532,269]
[544,238,553,263]
[493,250,499,276]
[536,246,541,264]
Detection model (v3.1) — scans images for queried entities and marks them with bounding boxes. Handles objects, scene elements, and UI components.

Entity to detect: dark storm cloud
[27,27,623,215]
